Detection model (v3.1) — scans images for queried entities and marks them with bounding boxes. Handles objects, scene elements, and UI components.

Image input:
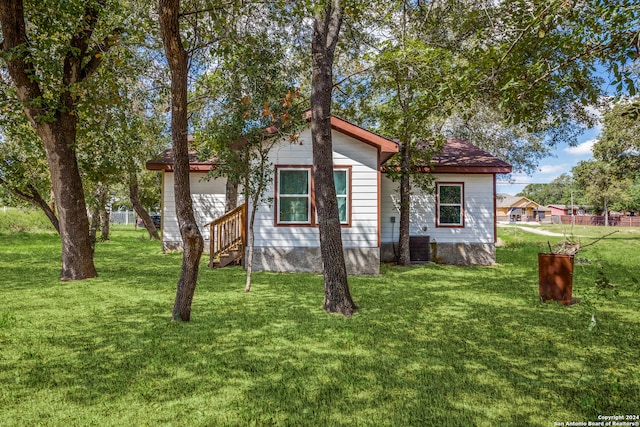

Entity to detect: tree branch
[523,42,614,94]
[332,66,372,89]
[0,177,60,232]
[0,0,46,119]
[81,30,124,80]
[178,0,246,18]
[63,3,101,87]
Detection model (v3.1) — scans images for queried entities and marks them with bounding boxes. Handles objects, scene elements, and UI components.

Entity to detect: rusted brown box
[538,253,574,305]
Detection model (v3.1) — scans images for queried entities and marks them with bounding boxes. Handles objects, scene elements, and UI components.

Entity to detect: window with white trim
[437,183,464,226]
[278,168,311,224]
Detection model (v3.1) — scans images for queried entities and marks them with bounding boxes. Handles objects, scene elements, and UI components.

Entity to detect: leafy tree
[159,0,296,319]
[0,0,137,280]
[594,101,640,174]
[586,100,640,214]
[337,0,638,265]
[517,174,579,207]
[445,104,551,175]
[572,160,631,224]
[194,31,304,293]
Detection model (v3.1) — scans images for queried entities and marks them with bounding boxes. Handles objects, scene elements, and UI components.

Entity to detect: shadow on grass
[1,230,638,426]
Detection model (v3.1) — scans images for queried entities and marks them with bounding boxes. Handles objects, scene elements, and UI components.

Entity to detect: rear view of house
[147,116,511,274]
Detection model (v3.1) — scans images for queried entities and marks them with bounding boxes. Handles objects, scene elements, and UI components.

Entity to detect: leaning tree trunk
[311,0,356,316]
[0,178,60,233]
[129,172,160,240]
[159,0,204,322]
[28,184,61,234]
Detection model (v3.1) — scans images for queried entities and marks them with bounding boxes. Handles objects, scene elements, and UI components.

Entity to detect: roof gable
[329,116,398,164]
[146,115,400,172]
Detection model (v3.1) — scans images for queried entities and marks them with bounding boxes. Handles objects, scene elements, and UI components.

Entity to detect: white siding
[251,127,380,249]
[381,173,495,244]
[162,172,228,245]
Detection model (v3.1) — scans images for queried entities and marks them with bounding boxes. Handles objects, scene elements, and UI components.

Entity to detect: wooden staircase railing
[205,203,247,268]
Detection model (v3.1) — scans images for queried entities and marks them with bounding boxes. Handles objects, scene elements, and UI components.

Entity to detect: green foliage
[0,225,638,424]
[0,122,51,208]
[594,100,640,174]
[572,159,634,213]
[0,208,56,232]
[193,30,305,201]
[0,0,163,210]
[518,174,584,207]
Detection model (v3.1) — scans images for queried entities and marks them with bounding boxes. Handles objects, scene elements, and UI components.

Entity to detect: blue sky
[496,125,600,196]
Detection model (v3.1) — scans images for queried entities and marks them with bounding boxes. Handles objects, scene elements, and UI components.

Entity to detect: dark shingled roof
[146,148,218,172]
[419,138,512,174]
[410,138,511,174]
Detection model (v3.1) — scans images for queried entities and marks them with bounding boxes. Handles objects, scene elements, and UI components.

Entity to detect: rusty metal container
[538,253,574,305]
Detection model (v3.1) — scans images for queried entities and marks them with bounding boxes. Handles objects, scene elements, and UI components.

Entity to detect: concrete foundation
[380,242,496,265]
[248,246,380,275]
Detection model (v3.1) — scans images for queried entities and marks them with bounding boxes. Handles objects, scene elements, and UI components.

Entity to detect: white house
[146,116,511,274]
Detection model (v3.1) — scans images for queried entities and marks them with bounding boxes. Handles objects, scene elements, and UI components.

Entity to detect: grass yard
[1,213,639,426]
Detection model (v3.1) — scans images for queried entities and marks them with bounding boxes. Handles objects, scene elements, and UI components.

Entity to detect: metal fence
[109,210,137,225]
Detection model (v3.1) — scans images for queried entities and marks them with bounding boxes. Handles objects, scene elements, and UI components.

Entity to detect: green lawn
[1,216,639,426]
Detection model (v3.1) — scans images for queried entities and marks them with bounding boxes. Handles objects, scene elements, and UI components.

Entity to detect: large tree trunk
[37,122,97,280]
[311,0,356,316]
[159,0,204,322]
[397,142,412,266]
[129,172,160,240]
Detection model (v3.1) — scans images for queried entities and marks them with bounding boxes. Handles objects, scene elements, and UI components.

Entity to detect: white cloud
[564,139,596,156]
[538,164,568,174]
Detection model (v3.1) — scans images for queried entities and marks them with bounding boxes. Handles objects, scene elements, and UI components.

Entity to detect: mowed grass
[0,213,639,426]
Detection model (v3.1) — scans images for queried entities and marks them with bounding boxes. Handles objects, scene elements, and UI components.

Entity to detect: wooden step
[211,248,243,268]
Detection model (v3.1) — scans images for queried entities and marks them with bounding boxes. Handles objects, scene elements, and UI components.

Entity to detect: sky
[496,125,600,196]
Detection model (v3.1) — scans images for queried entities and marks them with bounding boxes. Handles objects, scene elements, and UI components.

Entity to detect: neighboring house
[496,194,551,222]
[147,116,511,274]
[547,204,586,216]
